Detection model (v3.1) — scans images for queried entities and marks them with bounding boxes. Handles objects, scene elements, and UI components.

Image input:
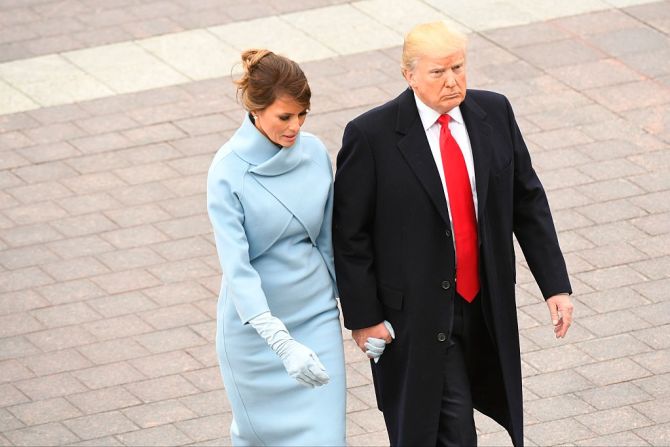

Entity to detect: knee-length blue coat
[207,115,346,446]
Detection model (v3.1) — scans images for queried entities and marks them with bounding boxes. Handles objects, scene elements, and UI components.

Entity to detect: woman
[206,49,346,446]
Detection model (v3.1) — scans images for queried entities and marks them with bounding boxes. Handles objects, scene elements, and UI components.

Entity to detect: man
[333,22,573,446]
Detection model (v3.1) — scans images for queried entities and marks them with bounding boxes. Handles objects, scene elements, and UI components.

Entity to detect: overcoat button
[441,280,451,290]
[445,229,451,237]
[437,333,447,342]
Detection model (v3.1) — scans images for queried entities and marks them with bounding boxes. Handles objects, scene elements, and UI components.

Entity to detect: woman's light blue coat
[207,115,346,446]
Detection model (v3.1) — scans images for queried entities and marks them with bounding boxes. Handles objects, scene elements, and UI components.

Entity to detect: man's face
[404,50,467,114]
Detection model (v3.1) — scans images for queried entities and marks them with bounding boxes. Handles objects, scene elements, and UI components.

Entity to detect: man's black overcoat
[333,88,571,446]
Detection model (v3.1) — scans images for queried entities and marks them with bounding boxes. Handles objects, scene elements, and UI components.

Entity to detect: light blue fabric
[207,115,346,446]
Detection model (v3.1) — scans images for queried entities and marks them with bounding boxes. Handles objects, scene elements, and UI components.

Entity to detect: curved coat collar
[231,114,304,176]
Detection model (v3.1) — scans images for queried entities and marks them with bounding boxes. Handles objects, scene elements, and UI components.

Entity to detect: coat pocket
[378,284,403,310]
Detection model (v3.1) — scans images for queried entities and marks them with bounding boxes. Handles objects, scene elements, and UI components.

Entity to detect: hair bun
[240,49,272,74]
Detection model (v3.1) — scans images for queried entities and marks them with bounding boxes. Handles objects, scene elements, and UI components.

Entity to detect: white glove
[365,320,395,363]
[249,312,330,387]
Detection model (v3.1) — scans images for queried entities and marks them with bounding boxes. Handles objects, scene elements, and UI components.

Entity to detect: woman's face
[254,96,308,147]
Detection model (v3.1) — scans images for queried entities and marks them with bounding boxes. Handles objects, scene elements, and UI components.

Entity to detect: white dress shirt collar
[413,92,464,131]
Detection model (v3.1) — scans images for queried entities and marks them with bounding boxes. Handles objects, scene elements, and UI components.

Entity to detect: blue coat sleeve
[314,150,338,296]
[207,157,271,324]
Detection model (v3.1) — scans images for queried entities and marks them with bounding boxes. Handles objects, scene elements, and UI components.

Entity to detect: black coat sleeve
[333,121,386,329]
[506,97,572,299]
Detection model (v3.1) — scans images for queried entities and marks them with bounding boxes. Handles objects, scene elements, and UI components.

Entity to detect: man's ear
[402,68,414,89]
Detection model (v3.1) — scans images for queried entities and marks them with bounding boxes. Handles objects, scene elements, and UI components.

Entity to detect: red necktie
[438,114,479,302]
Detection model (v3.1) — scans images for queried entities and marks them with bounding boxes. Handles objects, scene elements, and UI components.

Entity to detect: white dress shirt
[413,93,479,236]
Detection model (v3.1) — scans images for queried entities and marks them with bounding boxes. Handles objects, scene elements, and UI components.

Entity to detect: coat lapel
[249,143,326,245]
[460,94,493,230]
[395,89,451,226]
[231,115,324,244]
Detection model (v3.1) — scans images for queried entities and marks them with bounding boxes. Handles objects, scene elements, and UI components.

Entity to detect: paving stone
[525,394,594,422]
[25,325,95,352]
[151,236,213,261]
[588,26,669,57]
[67,387,141,415]
[91,269,161,294]
[523,369,594,399]
[41,256,109,282]
[5,181,72,206]
[51,213,118,238]
[635,398,670,424]
[129,351,202,379]
[631,190,670,214]
[124,374,199,403]
[0,266,54,293]
[69,133,132,155]
[183,366,222,392]
[586,80,670,113]
[635,420,670,445]
[15,373,87,401]
[146,258,215,284]
[579,309,651,337]
[8,397,82,425]
[575,199,647,225]
[87,291,157,318]
[71,435,123,446]
[122,399,197,428]
[83,314,154,341]
[78,338,151,365]
[633,325,670,350]
[115,424,192,446]
[178,389,230,417]
[576,357,652,387]
[577,381,652,410]
[30,301,101,328]
[634,373,670,398]
[577,406,653,435]
[0,383,29,407]
[525,418,595,445]
[577,333,652,362]
[575,431,651,446]
[46,235,114,260]
[64,411,138,440]
[576,265,647,291]
[37,279,106,305]
[57,192,123,215]
[547,58,643,90]
[101,224,168,249]
[72,362,145,390]
[0,407,23,432]
[0,336,40,362]
[0,360,34,384]
[17,141,81,164]
[20,349,92,377]
[634,349,670,375]
[0,313,43,337]
[4,422,79,446]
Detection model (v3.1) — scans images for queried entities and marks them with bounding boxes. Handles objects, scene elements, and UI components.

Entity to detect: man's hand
[352,321,393,354]
[546,294,574,338]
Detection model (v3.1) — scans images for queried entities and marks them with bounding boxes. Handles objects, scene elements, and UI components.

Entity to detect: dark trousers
[436,294,487,447]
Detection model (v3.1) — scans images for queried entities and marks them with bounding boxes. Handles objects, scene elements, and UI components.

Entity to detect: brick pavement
[1,1,670,446]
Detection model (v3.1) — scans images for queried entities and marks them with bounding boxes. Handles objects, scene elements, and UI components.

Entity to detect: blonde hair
[234,49,311,112]
[401,21,468,72]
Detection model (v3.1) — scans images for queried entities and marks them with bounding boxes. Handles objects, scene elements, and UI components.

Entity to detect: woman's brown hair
[235,49,311,112]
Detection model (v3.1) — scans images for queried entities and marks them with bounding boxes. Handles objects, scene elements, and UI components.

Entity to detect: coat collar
[460,92,492,226]
[395,88,493,230]
[231,114,304,176]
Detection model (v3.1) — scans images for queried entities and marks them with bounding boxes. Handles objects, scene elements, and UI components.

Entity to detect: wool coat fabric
[207,115,346,446]
[333,88,571,446]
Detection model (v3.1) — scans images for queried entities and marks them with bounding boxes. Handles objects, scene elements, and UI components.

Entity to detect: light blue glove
[249,311,330,388]
[365,320,395,363]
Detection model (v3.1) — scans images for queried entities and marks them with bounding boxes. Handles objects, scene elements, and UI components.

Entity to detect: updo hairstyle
[235,49,311,112]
